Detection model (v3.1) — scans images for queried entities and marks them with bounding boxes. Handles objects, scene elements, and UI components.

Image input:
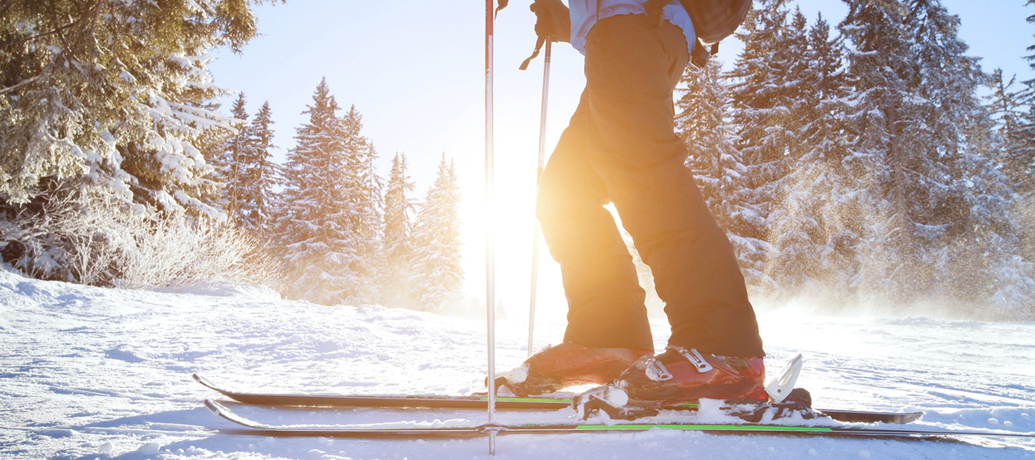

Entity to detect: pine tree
[992,73,1035,281]
[677,60,773,289]
[380,153,416,308]
[271,79,380,305]
[220,93,251,217]
[725,0,804,271]
[0,0,261,208]
[838,0,919,297]
[1007,1,1035,287]
[1015,2,1035,196]
[238,101,277,238]
[906,0,978,241]
[755,8,817,292]
[778,8,814,151]
[831,0,1032,314]
[0,0,268,282]
[987,70,1030,190]
[764,12,857,296]
[952,115,1034,317]
[337,105,383,302]
[900,0,1031,314]
[410,155,464,313]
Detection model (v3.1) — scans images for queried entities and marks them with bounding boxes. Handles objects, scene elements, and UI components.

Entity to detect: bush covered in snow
[0,187,278,290]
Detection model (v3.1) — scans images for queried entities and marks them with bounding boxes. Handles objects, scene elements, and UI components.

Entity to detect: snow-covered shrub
[0,188,73,281]
[113,212,280,292]
[0,187,280,291]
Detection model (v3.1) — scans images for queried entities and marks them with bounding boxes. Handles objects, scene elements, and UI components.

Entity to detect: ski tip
[194,373,219,391]
[204,399,224,415]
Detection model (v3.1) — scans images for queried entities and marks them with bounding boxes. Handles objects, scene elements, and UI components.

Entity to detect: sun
[455,119,573,341]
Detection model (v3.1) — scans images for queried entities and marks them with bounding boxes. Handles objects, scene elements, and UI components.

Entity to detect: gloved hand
[530,0,570,43]
[520,0,570,70]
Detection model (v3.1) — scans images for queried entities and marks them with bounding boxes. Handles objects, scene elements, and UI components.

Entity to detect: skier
[502,0,767,409]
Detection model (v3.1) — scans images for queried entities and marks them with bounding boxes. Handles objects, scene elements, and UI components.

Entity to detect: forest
[675,0,1035,319]
[0,0,464,312]
[2,0,1034,319]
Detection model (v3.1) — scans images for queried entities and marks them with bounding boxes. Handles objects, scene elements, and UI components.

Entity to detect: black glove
[520,0,570,70]
[531,0,570,44]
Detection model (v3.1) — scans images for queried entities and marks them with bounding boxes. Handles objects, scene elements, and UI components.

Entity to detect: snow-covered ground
[1,267,1034,460]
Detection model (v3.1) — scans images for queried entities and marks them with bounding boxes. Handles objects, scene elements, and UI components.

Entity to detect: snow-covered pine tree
[380,153,417,308]
[410,155,464,313]
[1010,1,1035,276]
[991,71,1035,282]
[801,13,859,295]
[220,93,251,217]
[725,0,801,275]
[271,79,379,305]
[0,0,260,209]
[1,0,271,282]
[1017,0,1035,195]
[838,0,920,298]
[902,0,1029,316]
[237,101,278,239]
[337,105,383,302]
[900,0,1031,315]
[832,0,1030,312]
[986,70,1030,188]
[901,0,978,289]
[951,115,1034,317]
[763,12,857,297]
[776,8,813,149]
[677,60,773,289]
[753,8,822,292]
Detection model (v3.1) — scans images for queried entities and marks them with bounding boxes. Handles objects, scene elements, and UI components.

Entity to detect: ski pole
[528,37,551,357]
[485,0,499,455]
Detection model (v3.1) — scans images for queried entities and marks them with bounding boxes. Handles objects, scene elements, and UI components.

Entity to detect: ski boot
[575,348,818,422]
[574,346,783,420]
[491,342,653,397]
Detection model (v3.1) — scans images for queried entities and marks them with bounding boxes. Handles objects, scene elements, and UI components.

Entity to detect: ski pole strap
[520,1,555,70]
[520,34,547,70]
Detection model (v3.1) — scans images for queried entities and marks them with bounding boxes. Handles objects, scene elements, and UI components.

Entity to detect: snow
[1,267,1034,459]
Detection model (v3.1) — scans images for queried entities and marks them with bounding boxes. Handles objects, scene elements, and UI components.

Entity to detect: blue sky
[208,0,1035,315]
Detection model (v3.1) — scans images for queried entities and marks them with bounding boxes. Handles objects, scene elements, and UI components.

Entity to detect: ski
[194,373,570,410]
[204,400,1035,440]
[194,373,922,424]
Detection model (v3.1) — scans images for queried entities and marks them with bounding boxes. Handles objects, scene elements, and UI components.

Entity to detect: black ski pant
[536,14,764,358]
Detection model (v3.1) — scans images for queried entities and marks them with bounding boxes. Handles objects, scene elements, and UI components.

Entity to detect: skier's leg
[492,91,654,396]
[583,15,763,358]
[535,91,654,352]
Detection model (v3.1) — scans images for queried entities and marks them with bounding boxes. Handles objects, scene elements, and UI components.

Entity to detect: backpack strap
[690,38,719,69]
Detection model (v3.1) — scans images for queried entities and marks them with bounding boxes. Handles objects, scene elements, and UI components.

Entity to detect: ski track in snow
[1,268,1034,459]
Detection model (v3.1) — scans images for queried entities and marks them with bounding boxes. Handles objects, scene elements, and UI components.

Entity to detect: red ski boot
[495,342,654,397]
[574,345,766,414]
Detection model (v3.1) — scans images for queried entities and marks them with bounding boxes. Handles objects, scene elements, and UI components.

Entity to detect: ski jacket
[568,0,696,56]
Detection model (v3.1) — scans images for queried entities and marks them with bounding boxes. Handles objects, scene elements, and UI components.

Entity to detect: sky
[207,0,1035,322]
